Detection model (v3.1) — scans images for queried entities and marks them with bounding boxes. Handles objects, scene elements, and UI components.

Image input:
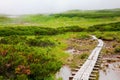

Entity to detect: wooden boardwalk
[72,36,104,80]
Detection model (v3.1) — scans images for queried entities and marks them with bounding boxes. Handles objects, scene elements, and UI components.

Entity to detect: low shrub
[0,35,27,44]
[27,38,55,47]
[114,46,120,53]
[79,53,89,59]
[0,44,62,80]
[88,22,120,32]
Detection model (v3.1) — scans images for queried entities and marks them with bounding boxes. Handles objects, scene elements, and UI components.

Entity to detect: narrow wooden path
[72,36,104,80]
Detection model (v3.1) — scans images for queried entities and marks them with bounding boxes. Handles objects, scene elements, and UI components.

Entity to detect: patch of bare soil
[67,38,97,54]
[102,40,120,56]
[100,39,120,69]
[66,37,98,68]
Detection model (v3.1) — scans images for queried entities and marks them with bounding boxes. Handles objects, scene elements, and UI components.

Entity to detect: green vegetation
[94,31,120,41]
[79,53,89,59]
[88,22,120,32]
[114,46,120,53]
[70,53,89,68]
[0,26,85,36]
[53,10,120,18]
[66,33,97,68]
[0,8,120,80]
[0,15,10,22]
[93,31,120,56]
[0,21,120,37]
[1,9,120,28]
[0,35,63,80]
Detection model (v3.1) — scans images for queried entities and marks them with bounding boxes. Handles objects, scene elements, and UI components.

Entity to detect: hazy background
[0,0,120,15]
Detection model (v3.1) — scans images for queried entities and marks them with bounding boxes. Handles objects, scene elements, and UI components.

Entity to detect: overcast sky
[0,0,120,15]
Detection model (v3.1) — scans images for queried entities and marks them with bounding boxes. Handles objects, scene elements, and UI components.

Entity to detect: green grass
[11,15,120,28]
[0,32,91,79]
[93,31,120,41]
[93,31,120,56]
[1,8,120,28]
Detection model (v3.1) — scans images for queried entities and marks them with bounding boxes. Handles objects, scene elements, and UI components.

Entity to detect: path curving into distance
[72,36,104,80]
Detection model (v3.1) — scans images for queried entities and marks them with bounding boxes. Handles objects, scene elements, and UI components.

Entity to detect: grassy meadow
[0,9,120,80]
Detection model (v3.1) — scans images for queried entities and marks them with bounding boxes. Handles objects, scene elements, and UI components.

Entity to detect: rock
[117,56,120,59]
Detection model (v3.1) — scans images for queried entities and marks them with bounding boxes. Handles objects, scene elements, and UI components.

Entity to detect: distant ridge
[63,8,120,13]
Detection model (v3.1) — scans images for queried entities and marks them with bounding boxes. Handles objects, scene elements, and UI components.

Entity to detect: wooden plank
[72,36,104,80]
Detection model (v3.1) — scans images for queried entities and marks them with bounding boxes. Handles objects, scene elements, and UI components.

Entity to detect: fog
[0,0,120,15]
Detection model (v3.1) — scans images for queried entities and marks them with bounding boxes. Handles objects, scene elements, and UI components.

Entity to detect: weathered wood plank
[72,36,104,80]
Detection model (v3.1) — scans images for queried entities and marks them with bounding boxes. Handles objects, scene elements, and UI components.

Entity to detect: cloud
[0,0,120,15]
